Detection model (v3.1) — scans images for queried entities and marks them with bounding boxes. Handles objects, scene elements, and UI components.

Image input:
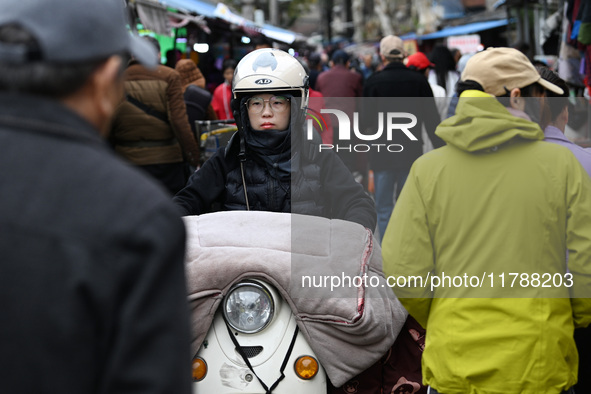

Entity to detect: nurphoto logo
[306,108,419,153]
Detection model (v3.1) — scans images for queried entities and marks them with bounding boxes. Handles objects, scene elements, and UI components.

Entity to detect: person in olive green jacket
[382,47,591,394]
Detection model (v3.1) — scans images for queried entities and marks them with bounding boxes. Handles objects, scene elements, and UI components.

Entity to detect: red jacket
[211,82,233,120]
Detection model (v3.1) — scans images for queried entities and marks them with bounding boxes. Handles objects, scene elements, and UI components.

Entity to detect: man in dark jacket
[316,49,366,176]
[111,37,200,195]
[363,35,445,240]
[316,49,363,99]
[174,49,376,231]
[0,1,192,393]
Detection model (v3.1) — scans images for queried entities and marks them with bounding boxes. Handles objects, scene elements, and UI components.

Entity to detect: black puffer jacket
[173,129,376,230]
[363,61,445,171]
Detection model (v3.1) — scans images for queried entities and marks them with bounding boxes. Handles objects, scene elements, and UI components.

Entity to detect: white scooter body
[193,279,327,393]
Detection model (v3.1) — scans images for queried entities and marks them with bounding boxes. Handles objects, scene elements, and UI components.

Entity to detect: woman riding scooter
[177,49,424,394]
[173,48,376,231]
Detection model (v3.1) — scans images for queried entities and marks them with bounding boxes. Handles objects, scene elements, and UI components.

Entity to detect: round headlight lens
[223,282,274,334]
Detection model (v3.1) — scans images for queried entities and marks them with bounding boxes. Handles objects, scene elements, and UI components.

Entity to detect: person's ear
[509,87,522,98]
[509,87,524,110]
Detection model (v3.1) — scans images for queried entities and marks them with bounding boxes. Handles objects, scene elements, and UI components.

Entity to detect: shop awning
[213,3,300,44]
[139,0,300,44]
[135,0,213,35]
[400,18,509,41]
[259,24,300,44]
[155,0,217,18]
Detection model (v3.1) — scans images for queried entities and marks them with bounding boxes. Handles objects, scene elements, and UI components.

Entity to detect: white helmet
[232,48,309,111]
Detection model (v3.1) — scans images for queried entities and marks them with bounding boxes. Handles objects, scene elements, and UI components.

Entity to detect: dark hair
[252,36,272,48]
[308,53,321,68]
[428,45,457,90]
[455,79,484,96]
[457,79,544,120]
[456,79,543,98]
[536,65,570,121]
[494,82,545,108]
[331,50,349,65]
[143,36,160,53]
[222,59,237,72]
[0,24,110,98]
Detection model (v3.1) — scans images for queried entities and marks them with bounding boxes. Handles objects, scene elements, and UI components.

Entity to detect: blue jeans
[374,168,409,241]
[428,387,575,394]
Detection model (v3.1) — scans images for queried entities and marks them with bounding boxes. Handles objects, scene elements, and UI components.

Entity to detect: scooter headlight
[223,282,274,334]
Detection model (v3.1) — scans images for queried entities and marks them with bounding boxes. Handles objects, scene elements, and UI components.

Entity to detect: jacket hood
[175,59,206,90]
[435,90,544,152]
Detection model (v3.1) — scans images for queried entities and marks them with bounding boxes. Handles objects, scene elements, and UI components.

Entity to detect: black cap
[0,0,157,68]
[331,50,350,63]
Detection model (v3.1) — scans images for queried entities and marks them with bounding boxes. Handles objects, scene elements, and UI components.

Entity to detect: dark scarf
[245,126,291,182]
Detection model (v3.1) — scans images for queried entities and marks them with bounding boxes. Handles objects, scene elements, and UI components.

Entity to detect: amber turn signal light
[192,357,207,381]
[294,355,319,380]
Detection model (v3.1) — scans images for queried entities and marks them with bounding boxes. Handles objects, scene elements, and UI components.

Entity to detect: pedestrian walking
[307,52,323,90]
[363,35,444,241]
[211,59,237,121]
[406,51,448,122]
[538,66,591,176]
[175,58,215,136]
[316,49,363,99]
[315,49,365,175]
[427,45,460,97]
[0,0,193,392]
[382,47,591,394]
[111,36,200,195]
[538,66,591,393]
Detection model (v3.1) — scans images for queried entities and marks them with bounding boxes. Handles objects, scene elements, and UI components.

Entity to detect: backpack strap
[126,94,169,125]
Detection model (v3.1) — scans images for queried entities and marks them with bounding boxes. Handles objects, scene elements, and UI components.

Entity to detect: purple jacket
[544,125,591,177]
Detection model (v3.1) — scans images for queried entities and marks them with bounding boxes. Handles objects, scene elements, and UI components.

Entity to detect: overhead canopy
[138,0,301,44]
[400,19,509,41]
[153,0,217,18]
[260,24,300,44]
[135,0,213,35]
[213,3,300,44]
